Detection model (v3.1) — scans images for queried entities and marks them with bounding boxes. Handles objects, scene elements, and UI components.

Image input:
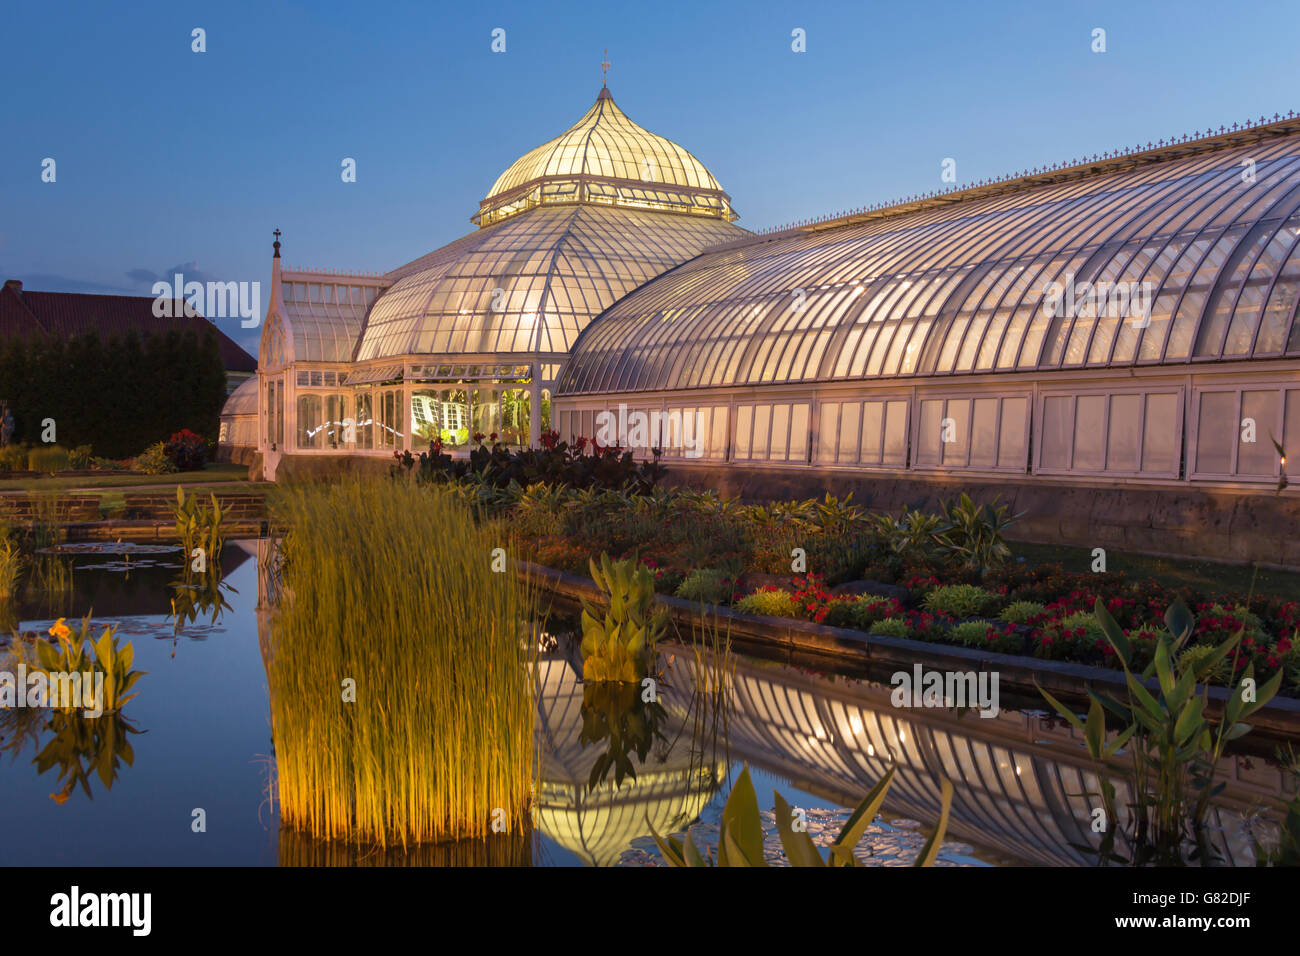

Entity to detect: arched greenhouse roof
[558,125,1300,395]
[356,203,746,361]
[220,375,258,416]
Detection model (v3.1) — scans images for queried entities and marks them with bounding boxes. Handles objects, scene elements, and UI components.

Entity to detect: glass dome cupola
[473,88,737,228]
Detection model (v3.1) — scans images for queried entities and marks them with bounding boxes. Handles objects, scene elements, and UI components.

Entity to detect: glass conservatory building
[247,87,747,479]
[556,116,1300,493]
[229,90,1299,514]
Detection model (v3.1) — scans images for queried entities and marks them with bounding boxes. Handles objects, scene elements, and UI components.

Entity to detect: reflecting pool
[0,542,1287,866]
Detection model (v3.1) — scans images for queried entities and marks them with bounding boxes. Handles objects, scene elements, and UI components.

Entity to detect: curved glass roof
[559,132,1300,395]
[474,89,735,227]
[220,375,258,416]
[277,277,380,363]
[356,203,747,361]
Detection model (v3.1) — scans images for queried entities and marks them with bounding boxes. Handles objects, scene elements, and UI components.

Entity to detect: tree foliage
[0,327,227,458]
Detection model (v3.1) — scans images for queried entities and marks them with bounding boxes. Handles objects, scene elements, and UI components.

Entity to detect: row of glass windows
[409,387,535,447]
[1039,391,1180,476]
[218,417,257,446]
[817,399,908,467]
[1193,387,1300,477]
[554,406,729,460]
[287,387,550,451]
[281,282,380,307]
[916,396,1029,471]
[295,389,403,450]
[557,383,1296,482]
[296,370,346,387]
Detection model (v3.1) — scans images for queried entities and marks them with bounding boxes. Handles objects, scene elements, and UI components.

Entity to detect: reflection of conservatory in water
[247,84,747,478]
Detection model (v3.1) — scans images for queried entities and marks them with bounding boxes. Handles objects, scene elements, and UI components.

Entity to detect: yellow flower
[48,618,72,640]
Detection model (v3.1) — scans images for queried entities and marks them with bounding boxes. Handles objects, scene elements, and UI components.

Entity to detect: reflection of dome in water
[534,656,725,867]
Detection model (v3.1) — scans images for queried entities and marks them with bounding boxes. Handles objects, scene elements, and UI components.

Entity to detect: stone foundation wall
[215,444,259,466]
[663,462,1300,568]
[272,454,394,482]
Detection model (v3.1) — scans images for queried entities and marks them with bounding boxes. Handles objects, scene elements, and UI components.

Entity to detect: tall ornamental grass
[266,479,538,849]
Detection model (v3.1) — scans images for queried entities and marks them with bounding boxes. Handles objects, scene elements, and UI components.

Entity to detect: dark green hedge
[0,327,228,459]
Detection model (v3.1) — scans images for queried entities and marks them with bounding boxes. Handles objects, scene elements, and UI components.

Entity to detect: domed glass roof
[356,204,747,361]
[474,89,736,227]
[219,375,258,416]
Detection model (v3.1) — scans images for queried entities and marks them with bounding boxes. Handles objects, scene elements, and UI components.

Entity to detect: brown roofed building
[0,279,256,391]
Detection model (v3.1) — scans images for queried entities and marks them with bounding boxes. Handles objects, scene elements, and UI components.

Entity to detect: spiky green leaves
[650,763,953,867]
[580,552,665,684]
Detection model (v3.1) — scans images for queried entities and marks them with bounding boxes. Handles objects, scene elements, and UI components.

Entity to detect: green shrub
[867,617,910,638]
[27,445,70,473]
[998,600,1046,624]
[1176,643,1231,685]
[822,599,857,628]
[1036,610,1108,661]
[676,568,732,605]
[0,443,29,471]
[733,589,800,619]
[921,583,1001,619]
[512,482,570,538]
[136,442,176,475]
[950,620,993,646]
[831,594,904,630]
[67,445,94,469]
[934,493,1020,572]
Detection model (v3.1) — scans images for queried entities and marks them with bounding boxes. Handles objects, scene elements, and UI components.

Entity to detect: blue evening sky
[2,0,1297,354]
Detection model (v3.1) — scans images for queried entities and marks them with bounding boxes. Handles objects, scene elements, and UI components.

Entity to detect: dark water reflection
[0,541,1289,866]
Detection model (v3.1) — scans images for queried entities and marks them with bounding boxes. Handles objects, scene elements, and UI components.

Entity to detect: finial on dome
[601,49,610,89]
[273,228,281,259]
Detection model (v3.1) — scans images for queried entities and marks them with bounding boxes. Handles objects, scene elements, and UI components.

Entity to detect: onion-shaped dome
[474,88,736,228]
[352,88,748,363]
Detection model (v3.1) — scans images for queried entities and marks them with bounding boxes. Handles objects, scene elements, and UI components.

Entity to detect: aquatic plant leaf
[1036,684,1087,735]
[774,790,825,867]
[721,826,760,867]
[647,821,687,867]
[1174,697,1204,747]
[718,765,765,867]
[1084,695,1105,760]
[913,778,953,867]
[1124,670,1163,722]
[1154,639,1176,697]
[829,765,897,865]
[681,833,710,867]
[1238,666,1284,721]
[1164,598,1195,645]
[1093,598,1131,666]
[1102,723,1137,759]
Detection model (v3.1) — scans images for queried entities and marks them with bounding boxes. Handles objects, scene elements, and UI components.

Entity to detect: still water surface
[0,542,1280,866]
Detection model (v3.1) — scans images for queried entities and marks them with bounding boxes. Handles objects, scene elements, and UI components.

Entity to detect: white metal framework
[555,119,1300,489]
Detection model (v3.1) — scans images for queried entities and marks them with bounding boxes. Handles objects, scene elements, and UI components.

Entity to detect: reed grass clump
[266,479,538,849]
[0,534,23,603]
